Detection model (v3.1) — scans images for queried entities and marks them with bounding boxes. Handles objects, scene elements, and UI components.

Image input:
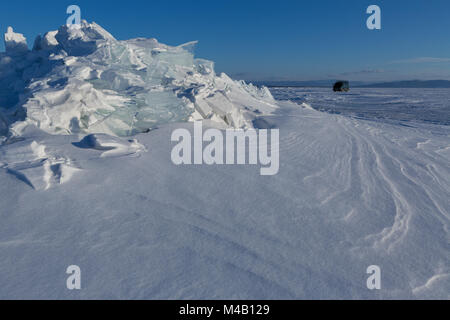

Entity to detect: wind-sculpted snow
[0,101,448,299]
[0,21,277,137]
[0,127,146,190]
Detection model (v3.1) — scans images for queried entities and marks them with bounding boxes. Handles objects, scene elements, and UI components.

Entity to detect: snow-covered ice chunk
[55,21,116,56]
[4,27,28,54]
[74,134,146,158]
[0,21,277,138]
[33,31,59,51]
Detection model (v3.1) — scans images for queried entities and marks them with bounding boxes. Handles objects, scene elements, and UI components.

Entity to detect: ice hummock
[4,27,28,54]
[0,21,277,137]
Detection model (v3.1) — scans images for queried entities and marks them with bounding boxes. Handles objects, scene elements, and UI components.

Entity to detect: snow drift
[0,21,277,137]
[0,101,448,299]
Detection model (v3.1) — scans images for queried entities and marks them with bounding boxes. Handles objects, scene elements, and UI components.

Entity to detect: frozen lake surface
[270,87,450,126]
[1,100,448,299]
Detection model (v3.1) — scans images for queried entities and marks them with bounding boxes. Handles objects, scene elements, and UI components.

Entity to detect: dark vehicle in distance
[333,81,350,92]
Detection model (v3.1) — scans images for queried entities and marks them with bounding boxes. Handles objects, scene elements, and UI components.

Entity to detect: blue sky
[1,0,450,81]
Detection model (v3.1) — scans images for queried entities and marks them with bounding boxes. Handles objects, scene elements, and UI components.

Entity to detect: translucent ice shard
[1,21,278,137]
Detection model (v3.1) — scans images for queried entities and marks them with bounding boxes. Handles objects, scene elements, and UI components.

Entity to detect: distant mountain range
[253,80,450,88]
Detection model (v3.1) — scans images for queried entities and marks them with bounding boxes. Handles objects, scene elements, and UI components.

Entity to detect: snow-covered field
[0,22,449,300]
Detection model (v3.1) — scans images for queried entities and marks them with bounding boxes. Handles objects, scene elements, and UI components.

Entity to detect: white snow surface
[0,99,449,299]
[0,22,449,300]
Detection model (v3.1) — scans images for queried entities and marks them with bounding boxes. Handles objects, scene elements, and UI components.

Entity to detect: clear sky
[1,0,450,81]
